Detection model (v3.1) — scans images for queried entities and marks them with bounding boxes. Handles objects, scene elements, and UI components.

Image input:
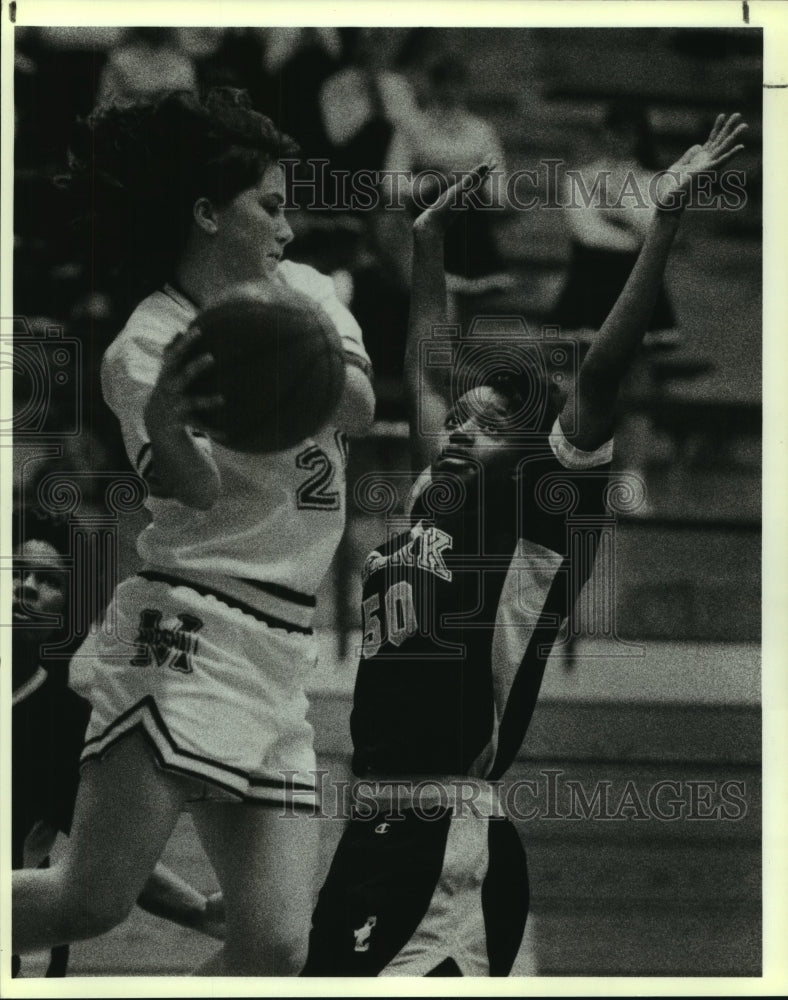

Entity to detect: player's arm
[301,267,376,436]
[406,163,493,471]
[333,357,376,436]
[563,113,748,452]
[136,863,225,940]
[142,328,225,510]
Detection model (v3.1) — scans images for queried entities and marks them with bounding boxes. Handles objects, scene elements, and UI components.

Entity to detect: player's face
[212,163,294,282]
[433,387,517,481]
[12,540,67,646]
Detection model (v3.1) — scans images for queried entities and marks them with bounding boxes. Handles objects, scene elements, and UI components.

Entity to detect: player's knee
[81,893,135,938]
[54,875,135,940]
[226,932,308,976]
[268,936,309,976]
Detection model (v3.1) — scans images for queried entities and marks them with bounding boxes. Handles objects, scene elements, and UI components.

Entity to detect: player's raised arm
[562,112,748,452]
[406,163,493,472]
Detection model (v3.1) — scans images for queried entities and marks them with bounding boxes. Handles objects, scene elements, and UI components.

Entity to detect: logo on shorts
[353,916,377,953]
[130,609,203,673]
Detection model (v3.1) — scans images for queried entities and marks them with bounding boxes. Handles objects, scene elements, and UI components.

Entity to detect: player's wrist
[653,186,689,218]
[413,216,444,241]
[144,403,190,443]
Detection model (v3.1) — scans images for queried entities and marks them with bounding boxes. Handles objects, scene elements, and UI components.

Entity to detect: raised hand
[412,160,496,236]
[144,327,225,441]
[656,112,748,210]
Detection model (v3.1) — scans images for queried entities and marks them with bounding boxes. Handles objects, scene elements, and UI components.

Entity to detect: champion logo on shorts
[353,916,377,953]
[374,822,391,835]
[130,609,203,674]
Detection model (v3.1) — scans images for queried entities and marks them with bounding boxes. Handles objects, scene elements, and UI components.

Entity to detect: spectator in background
[95,28,197,110]
[258,27,343,161]
[319,28,415,176]
[382,56,511,295]
[11,507,225,978]
[14,27,121,167]
[550,101,677,337]
[315,29,421,397]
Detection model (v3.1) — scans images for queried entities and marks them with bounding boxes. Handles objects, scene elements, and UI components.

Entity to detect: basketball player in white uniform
[12,89,374,977]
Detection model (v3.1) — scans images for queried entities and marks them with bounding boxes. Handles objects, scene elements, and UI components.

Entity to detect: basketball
[185,286,346,453]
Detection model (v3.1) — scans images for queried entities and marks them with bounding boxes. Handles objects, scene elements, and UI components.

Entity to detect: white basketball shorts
[69,572,320,808]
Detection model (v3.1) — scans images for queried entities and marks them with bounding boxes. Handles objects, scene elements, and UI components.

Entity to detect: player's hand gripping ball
[186,285,346,453]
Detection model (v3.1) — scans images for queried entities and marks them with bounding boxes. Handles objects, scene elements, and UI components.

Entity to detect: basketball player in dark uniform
[304,113,748,977]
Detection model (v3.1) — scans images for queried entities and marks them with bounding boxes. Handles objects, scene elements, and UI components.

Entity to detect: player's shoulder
[115,286,195,350]
[102,286,195,376]
[278,259,336,303]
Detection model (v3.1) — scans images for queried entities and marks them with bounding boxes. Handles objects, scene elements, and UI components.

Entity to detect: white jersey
[101,261,371,630]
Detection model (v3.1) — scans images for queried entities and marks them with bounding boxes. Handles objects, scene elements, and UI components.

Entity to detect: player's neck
[175,241,233,310]
[174,255,212,310]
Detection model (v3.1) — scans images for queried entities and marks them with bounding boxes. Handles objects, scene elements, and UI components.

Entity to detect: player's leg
[191,800,319,976]
[12,731,190,951]
[425,957,463,975]
[481,816,530,975]
[304,808,458,977]
[45,944,69,977]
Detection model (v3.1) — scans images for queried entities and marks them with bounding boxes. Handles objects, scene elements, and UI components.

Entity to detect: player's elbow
[180,480,220,511]
[334,363,376,436]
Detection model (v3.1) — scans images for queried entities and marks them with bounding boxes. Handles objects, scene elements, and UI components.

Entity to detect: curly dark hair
[13,505,72,557]
[454,348,564,439]
[61,87,299,309]
[488,368,564,435]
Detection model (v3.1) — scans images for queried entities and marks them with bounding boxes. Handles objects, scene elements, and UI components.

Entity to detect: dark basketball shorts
[303,801,529,977]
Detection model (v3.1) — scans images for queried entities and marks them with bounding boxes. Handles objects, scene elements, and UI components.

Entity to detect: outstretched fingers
[710,112,744,147]
[190,392,225,413]
[709,120,748,166]
[710,141,747,168]
[162,328,215,391]
[164,326,202,367]
[706,112,726,145]
[440,161,493,211]
[719,121,749,150]
[179,351,216,390]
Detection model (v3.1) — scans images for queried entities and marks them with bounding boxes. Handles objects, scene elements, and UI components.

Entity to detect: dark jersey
[12,667,91,869]
[351,421,613,781]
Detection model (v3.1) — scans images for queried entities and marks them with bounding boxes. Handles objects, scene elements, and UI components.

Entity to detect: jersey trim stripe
[11,667,48,707]
[80,695,319,805]
[135,442,152,476]
[487,563,570,781]
[137,569,314,633]
[343,349,374,380]
[236,576,317,608]
[161,282,198,315]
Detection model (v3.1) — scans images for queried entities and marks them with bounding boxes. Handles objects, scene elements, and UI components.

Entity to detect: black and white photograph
[1,0,785,992]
